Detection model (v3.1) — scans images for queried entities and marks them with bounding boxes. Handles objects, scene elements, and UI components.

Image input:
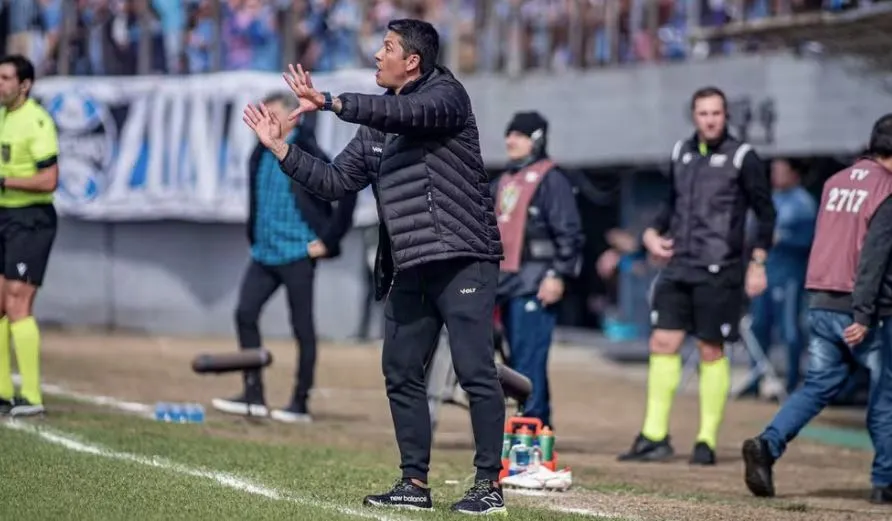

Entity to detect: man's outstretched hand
[284,64,325,121]
[243,103,288,159]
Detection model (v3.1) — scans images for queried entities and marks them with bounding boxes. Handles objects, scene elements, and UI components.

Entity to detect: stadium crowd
[0,0,883,78]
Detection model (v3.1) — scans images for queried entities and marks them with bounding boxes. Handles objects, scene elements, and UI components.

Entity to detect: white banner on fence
[31,69,382,226]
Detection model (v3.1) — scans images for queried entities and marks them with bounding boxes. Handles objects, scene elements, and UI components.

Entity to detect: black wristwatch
[321,91,333,111]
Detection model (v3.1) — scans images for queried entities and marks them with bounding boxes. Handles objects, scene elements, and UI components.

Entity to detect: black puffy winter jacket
[278,66,503,299]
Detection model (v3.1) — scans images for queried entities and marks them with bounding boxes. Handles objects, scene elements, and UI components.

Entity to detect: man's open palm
[243,103,283,149]
[283,64,325,121]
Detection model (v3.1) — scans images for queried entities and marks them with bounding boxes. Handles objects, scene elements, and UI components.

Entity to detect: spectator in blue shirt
[747,158,817,397]
[212,91,356,424]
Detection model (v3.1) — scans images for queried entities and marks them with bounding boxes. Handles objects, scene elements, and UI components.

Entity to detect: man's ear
[20,79,31,95]
[405,54,421,74]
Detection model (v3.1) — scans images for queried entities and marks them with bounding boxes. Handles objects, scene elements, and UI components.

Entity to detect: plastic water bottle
[154,402,204,424]
[185,403,206,423]
[168,403,186,423]
[508,443,531,476]
[154,402,171,422]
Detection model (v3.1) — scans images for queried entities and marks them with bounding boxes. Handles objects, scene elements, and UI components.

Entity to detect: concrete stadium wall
[35,219,376,342]
[465,52,892,166]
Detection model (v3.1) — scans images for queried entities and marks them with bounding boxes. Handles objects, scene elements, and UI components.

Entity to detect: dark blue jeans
[501,295,556,427]
[760,309,892,487]
[749,278,807,394]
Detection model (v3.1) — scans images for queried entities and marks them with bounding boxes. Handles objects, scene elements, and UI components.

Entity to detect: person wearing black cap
[493,111,583,429]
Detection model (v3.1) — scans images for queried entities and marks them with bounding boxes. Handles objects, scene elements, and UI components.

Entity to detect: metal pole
[506,1,523,76]
[56,0,76,76]
[211,0,223,72]
[687,0,702,56]
[445,0,461,72]
[282,2,296,69]
[137,0,152,75]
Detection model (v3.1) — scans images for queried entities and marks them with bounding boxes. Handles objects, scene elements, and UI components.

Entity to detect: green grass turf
[0,405,626,521]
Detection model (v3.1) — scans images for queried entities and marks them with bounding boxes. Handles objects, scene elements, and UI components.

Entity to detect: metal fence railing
[1,0,886,78]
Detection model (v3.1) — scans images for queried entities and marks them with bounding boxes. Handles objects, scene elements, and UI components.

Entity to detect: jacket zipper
[427,190,442,235]
[374,182,398,295]
[686,155,697,260]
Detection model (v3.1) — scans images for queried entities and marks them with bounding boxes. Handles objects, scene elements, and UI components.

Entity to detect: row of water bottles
[154,402,206,423]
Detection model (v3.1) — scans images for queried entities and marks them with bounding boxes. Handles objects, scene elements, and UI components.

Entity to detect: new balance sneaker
[742,437,776,497]
[211,392,268,417]
[362,479,433,511]
[690,441,717,466]
[0,397,14,416]
[618,433,675,462]
[9,397,45,417]
[270,401,312,424]
[451,480,507,516]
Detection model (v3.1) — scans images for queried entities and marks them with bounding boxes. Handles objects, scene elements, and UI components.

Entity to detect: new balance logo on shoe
[479,492,504,509]
[389,495,427,503]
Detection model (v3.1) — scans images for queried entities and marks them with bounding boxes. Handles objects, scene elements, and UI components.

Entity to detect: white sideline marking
[12,373,153,416]
[2,420,411,521]
[14,374,625,520]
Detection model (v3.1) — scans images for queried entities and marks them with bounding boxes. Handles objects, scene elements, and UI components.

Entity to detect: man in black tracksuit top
[619,86,776,466]
[212,96,356,424]
[242,19,508,516]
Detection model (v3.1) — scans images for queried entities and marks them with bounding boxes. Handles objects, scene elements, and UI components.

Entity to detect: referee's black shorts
[0,204,57,287]
[649,266,745,344]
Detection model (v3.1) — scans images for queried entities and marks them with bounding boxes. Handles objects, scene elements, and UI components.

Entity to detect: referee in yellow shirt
[0,55,59,417]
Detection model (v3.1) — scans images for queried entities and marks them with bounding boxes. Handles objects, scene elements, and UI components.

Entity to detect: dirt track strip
[36,334,891,520]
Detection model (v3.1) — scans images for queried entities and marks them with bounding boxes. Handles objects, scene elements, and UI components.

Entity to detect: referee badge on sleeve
[1,143,9,163]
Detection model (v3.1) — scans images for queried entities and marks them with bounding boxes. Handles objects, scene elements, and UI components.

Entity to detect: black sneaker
[742,437,775,497]
[690,441,717,465]
[9,397,46,417]
[870,485,892,504]
[450,480,507,516]
[362,479,433,511]
[211,392,268,417]
[0,397,13,416]
[618,433,675,462]
[271,400,312,424]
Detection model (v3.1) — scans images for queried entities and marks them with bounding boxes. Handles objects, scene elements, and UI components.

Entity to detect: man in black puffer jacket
[243,18,507,517]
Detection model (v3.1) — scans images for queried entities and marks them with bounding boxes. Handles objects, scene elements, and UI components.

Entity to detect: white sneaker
[501,466,573,491]
[211,396,269,417]
[270,403,312,424]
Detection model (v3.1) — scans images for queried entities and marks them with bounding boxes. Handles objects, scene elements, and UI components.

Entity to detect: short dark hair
[868,113,892,159]
[690,86,727,112]
[0,55,35,87]
[263,91,298,111]
[386,19,440,74]
[775,157,807,176]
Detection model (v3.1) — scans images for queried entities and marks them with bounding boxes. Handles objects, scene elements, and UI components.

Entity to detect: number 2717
[825,188,868,213]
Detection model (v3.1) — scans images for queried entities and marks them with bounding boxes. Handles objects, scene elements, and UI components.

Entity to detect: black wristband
[322,92,333,111]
